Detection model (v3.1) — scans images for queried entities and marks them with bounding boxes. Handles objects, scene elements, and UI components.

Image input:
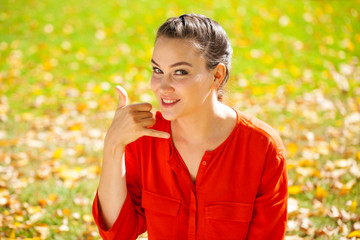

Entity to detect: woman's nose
[159,75,175,93]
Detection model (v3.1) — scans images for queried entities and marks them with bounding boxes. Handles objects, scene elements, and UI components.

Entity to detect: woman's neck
[171,97,235,145]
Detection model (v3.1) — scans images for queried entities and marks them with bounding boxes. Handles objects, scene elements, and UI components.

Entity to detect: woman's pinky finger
[142,129,170,139]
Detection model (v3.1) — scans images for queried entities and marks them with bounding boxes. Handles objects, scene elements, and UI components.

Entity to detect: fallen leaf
[288,185,302,195]
[315,186,327,200]
[348,230,360,238]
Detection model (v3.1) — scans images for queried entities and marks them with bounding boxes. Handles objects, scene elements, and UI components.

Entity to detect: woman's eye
[175,70,188,75]
[152,67,163,74]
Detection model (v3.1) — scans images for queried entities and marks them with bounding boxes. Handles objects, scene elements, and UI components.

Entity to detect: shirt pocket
[141,189,181,240]
[205,201,254,240]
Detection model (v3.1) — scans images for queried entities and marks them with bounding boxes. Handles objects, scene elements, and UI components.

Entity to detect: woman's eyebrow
[151,59,193,68]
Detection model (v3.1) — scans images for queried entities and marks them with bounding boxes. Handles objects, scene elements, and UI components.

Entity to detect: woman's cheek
[150,76,160,92]
[172,75,189,85]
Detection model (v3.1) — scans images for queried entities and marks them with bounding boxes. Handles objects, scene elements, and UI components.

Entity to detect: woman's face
[151,37,216,121]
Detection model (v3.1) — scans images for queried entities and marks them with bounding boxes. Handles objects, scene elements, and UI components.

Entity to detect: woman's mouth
[161,98,180,107]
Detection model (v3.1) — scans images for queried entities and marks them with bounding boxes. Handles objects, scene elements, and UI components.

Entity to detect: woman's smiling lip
[161,98,181,107]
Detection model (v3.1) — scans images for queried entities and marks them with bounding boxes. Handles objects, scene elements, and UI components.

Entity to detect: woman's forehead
[154,37,196,51]
[152,37,205,65]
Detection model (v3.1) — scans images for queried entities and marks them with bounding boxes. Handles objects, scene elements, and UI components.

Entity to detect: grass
[1,0,360,239]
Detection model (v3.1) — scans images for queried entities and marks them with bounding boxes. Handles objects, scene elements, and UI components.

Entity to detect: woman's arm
[93,86,170,235]
[97,143,127,229]
[246,143,288,240]
[93,144,144,240]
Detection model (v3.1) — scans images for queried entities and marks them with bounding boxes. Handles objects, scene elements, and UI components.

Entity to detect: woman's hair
[155,13,233,101]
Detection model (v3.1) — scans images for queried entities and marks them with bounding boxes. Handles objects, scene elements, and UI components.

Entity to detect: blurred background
[1,0,360,239]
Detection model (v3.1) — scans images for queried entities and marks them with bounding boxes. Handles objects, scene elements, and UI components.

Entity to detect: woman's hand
[97,85,170,229]
[104,85,170,155]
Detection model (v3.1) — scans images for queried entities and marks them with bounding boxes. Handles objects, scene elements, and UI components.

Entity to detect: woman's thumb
[115,85,128,107]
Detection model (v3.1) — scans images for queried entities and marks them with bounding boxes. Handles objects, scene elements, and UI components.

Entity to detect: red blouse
[92,110,288,240]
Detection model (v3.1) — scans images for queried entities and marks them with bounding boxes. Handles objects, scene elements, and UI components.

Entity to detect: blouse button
[202,161,207,166]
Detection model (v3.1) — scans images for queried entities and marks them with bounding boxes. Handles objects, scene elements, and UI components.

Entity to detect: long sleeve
[92,147,147,240]
[245,142,288,240]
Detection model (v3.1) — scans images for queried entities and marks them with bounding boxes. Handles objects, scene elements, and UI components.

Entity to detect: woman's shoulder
[234,109,285,155]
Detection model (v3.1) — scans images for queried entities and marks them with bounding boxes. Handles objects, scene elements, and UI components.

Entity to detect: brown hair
[155,13,233,101]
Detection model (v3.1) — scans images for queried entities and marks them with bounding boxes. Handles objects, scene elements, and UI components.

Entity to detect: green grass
[1,0,360,239]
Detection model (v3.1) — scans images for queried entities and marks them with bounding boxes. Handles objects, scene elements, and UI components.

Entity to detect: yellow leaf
[69,123,83,131]
[347,40,354,51]
[53,148,63,159]
[136,25,145,34]
[38,198,47,207]
[289,65,300,77]
[321,70,330,79]
[83,214,93,223]
[298,159,315,167]
[324,4,333,14]
[98,94,115,111]
[275,62,285,69]
[14,222,21,227]
[236,39,250,48]
[339,188,349,195]
[59,167,80,180]
[297,167,317,177]
[93,85,102,94]
[75,144,84,156]
[340,179,356,195]
[42,61,53,71]
[356,34,360,43]
[34,225,50,239]
[287,163,295,170]
[37,223,49,227]
[350,200,357,212]
[76,103,88,113]
[10,229,15,238]
[74,166,83,172]
[312,169,321,178]
[0,140,9,147]
[315,186,327,200]
[267,84,278,97]
[21,112,34,121]
[135,73,144,82]
[285,84,296,95]
[251,86,265,96]
[278,125,286,133]
[263,55,274,65]
[15,215,24,222]
[348,230,360,238]
[288,185,302,195]
[356,151,360,162]
[32,86,43,96]
[79,48,87,55]
[244,51,252,60]
[28,206,42,214]
[88,165,101,174]
[63,208,71,216]
[287,143,298,157]
[48,193,58,203]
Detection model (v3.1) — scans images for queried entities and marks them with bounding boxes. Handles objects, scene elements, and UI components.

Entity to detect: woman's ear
[212,63,226,89]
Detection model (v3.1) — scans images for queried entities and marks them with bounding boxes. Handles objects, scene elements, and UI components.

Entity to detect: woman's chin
[160,109,178,121]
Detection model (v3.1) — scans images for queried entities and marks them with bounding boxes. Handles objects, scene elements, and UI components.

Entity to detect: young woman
[92,13,288,240]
